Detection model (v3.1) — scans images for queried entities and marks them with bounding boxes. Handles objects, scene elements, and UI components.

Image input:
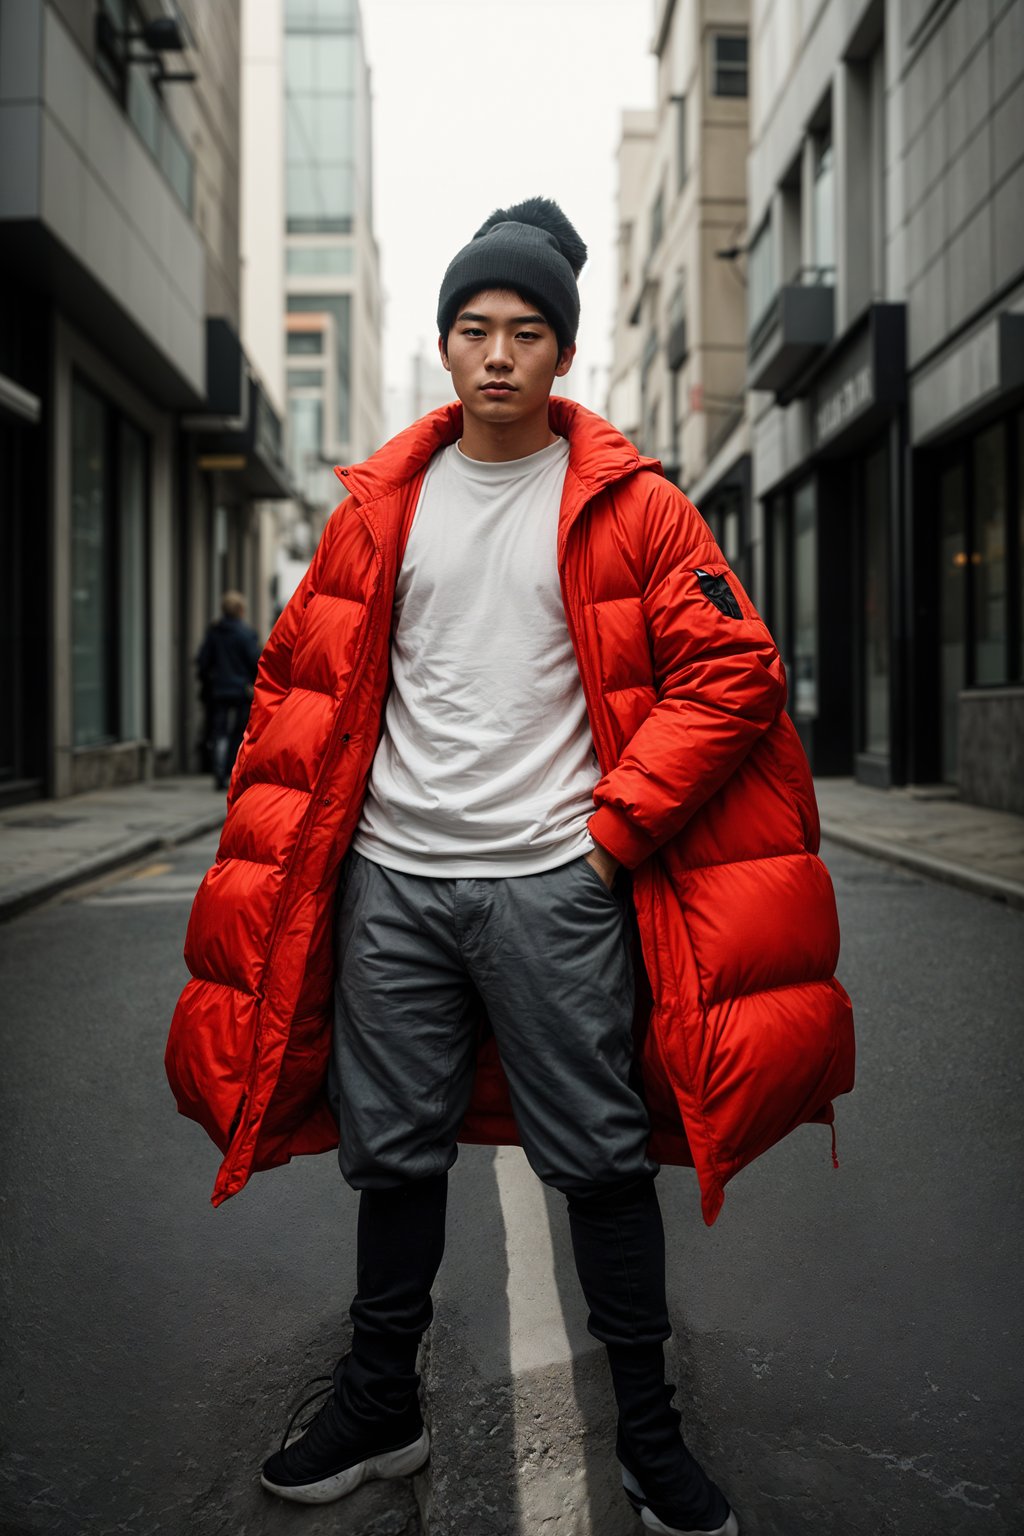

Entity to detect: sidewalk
[815,777,1024,910]
[0,776,225,920]
[2,772,1022,922]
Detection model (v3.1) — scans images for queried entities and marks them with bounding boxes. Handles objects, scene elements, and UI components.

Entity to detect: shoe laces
[279,1375,336,1456]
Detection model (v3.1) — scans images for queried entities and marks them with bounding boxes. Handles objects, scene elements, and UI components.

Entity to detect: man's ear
[438,334,451,373]
[554,341,576,379]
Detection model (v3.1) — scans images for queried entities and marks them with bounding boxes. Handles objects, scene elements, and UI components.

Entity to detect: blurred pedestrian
[169,198,854,1534]
[195,591,260,792]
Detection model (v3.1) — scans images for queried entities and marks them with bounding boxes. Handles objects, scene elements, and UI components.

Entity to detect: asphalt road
[1,834,1021,1535]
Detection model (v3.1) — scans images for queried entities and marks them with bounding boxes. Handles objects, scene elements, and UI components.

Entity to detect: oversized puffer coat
[166,397,855,1224]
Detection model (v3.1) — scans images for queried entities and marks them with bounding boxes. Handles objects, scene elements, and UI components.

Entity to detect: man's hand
[584,842,620,891]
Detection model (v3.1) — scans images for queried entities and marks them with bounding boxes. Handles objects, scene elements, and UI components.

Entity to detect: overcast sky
[359,0,656,414]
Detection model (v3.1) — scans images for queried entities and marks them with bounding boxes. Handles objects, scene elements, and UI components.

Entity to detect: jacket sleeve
[588,477,787,869]
[225,508,343,812]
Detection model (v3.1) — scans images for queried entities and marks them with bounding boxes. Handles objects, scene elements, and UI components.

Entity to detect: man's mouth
[480,382,516,395]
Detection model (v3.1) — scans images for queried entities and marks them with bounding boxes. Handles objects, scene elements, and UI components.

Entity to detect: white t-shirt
[352,436,598,876]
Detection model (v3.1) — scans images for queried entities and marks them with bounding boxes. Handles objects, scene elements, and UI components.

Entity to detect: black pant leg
[334,1172,449,1426]
[567,1176,728,1528]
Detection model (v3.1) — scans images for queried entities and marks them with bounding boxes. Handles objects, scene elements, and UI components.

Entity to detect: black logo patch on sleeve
[695,569,743,619]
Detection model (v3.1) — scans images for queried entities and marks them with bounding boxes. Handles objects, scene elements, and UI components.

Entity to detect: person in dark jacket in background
[196,591,261,792]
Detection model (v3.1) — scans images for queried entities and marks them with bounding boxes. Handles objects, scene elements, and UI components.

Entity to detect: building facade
[0,0,291,803]
[747,0,1023,809]
[611,0,1023,811]
[609,0,752,582]
[282,0,382,522]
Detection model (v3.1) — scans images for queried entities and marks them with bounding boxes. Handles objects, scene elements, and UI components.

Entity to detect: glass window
[311,95,350,160]
[748,217,774,335]
[286,244,354,276]
[286,0,355,31]
[713,34,748,98]
[160,119,193,215]
[118,420,147,742]
[127,68,160,160]
[676,94,687,189]
[318,36,355,90]
[287,331,323,354]
[862,444,890,754]
[649,186,664,256]
[287,394,324,499]
[812,133,835,284]
[287,162,354,233]
[972,422,1008,684]
[287,368,324,387]
[285,36,317,92]
[939,460,967,781]
[95,0,128,98]
[793,480,818,717]
[71,382,112,748]
[288,294,351,442]
[71,379,151,749]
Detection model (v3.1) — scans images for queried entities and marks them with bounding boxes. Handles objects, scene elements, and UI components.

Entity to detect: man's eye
[517,331,540,341]
[462,328,484,338]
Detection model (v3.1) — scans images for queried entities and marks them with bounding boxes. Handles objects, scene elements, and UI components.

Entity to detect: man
[167,198,854,1535]
[195,591,260,791]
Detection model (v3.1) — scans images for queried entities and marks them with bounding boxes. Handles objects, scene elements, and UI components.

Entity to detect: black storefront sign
[810,303,906,456]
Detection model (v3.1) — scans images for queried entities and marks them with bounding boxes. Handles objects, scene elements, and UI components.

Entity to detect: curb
[0,811,224,923]
[820,822,1024,912]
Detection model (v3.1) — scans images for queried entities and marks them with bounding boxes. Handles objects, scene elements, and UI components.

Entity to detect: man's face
[439,289,575,426]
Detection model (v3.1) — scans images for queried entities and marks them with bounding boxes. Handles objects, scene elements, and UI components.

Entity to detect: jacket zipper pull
[830,1123,839,1169]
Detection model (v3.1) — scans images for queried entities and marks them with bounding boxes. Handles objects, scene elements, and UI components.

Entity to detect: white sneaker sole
[620,1461,741,1535]
[260,1426,430,1505]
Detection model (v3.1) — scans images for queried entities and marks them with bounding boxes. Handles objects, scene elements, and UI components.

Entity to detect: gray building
[0,0,291,803]
[746,0,1023,808]
[282,0,382,520]
[609,0,753,583]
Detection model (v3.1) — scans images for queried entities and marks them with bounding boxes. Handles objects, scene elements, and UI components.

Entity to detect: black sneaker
[260,1376,430,1505]
[618,1433,739,1535]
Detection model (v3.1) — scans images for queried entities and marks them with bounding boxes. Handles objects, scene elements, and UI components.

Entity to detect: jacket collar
[333,396,661,508]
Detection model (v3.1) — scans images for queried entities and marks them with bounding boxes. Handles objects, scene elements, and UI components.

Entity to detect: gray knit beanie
[437,196,588,349]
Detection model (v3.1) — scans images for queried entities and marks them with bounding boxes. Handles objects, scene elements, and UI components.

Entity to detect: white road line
[80,891,198,905]
[493,1145,577,1375]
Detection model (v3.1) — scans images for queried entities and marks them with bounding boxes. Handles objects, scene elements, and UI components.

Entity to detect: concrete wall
[958,688,1024,814]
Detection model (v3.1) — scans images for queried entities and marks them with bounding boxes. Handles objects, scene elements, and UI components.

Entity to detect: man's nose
[486,332,513,368]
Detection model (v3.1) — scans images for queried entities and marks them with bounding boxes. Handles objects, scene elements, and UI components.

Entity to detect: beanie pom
[474,197,587,279]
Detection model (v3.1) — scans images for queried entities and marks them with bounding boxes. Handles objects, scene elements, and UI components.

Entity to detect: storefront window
[972,423,1008,685]
[71,379,149,748]
[863,445,890,754]
[939,461,967,782]
[118,421,147,742]
[71,382,111,748]
[793,480,818,717]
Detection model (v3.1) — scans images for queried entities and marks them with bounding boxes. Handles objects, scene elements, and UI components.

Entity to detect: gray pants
[328,851,657,1197]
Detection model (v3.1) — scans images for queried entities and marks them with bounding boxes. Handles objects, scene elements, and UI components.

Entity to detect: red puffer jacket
[166,398,854,1224]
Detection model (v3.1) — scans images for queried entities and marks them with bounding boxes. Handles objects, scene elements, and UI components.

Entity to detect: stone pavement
[2,771,1021,922]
